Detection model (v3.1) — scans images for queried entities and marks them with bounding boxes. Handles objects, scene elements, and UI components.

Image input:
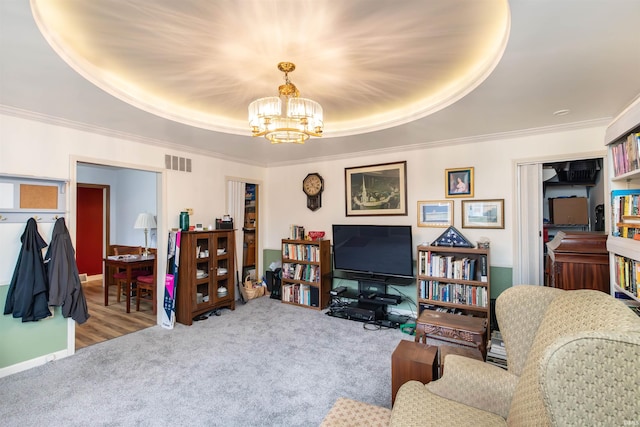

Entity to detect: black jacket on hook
[45,217,90,324]
[3,218,51,322]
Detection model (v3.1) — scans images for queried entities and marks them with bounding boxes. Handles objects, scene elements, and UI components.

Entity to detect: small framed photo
[417,200,453,228]
[462,199,504,229]
[345,161,407,216]
[445,167,474,198]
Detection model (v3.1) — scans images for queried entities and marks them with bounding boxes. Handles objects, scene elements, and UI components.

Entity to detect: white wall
[265,126,607,269]
[0,111,607,279]
[0,113,267,286]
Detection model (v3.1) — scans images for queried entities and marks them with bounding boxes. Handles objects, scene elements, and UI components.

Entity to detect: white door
[515,163,543,285]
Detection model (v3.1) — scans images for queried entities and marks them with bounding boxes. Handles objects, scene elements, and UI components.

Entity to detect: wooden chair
[112,246,147,303]
[136,248,157,314]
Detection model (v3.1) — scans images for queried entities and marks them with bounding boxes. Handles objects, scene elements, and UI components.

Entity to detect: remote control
[330,286,347,296]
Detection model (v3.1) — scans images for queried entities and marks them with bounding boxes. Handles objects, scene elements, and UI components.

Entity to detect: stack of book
[289,225,305,240]
[486,330,507,370]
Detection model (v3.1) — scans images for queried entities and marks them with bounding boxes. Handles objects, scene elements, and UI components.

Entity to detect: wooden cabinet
[605,94,640,306]
[280,239,331,310]
[176,230,235,325]
[416,245,491,324]
[546,231,609,292]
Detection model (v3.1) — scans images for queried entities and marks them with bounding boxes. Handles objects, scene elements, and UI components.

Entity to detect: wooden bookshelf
[280,239,331,310]
[416,245,491,324]
[605,94,640,306]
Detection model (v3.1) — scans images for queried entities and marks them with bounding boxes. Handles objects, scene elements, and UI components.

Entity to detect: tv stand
[327,278,411,328]
[351,273,388,282]
[332,270,415,286]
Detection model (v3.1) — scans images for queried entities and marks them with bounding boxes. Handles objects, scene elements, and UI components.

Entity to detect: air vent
[165,154,192,172]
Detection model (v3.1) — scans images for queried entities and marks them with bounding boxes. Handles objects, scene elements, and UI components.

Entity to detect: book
[479,255,488,282]
[611,189,640,237]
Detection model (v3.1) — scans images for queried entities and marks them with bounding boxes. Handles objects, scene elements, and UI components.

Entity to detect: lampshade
[248,62,323,144]
[134,213,156,230]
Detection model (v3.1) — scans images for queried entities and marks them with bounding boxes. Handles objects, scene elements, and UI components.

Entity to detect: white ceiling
[1,1,639,167]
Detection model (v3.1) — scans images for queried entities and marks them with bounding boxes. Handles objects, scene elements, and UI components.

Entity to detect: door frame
[513,150,606,286]
[69,156,167,354]
[225,176,263,282]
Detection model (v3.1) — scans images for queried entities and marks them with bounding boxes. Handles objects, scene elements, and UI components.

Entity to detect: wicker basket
[244,275,265,300]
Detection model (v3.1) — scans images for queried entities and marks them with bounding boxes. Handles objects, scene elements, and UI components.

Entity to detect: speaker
[265,270,275,292]
[267,268,282,300]
[310,286,319,307]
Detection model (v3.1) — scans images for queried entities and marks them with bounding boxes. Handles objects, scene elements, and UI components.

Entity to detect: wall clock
[302,173,324,211]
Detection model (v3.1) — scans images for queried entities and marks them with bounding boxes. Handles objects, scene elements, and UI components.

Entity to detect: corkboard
[19,184,58,209]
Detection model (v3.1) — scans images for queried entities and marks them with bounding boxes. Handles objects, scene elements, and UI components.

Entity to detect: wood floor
[75,278,156,350]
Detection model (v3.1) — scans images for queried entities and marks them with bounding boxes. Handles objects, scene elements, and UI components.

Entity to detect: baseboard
[0,348,71,379]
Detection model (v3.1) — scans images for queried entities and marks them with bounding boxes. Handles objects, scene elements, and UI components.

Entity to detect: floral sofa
[321,285,640,426]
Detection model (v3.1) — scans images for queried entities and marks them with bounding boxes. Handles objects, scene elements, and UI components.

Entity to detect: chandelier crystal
[248,62,323,144]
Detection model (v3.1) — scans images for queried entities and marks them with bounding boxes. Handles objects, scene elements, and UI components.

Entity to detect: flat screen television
[332,224,414,280]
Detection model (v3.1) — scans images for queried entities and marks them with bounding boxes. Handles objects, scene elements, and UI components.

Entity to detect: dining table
[103,254,155,313]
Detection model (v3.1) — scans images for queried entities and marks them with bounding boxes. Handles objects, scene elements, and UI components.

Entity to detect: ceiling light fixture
[248,62,323,144]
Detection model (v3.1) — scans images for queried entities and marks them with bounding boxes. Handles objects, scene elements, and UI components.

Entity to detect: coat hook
[0,215,6,221]
[33,216,42,221]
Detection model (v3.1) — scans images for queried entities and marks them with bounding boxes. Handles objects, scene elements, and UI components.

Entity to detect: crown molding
[1,104,610,168]
[0,105,261,166]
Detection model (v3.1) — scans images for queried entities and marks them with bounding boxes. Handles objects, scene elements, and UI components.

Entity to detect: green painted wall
[0,285,68,369]
[263,249,281,278]
[490,266,513,299]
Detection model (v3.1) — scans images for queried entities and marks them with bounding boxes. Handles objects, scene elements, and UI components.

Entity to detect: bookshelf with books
[605,94,640,308]
[416,245,491,324]
[281,238,331,310]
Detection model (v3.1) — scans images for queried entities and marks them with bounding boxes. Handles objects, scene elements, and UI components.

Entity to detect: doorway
[73,160,163,349]
[514,153,605,285]
[227,178,261,293]
[242,183,257,279]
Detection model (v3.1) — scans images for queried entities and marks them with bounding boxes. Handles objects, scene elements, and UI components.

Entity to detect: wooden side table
[391,340,438,405]
[415,310,488,359]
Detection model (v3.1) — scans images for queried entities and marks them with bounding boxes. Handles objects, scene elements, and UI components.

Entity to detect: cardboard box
[244,212,256,228]
[551,197,588,225]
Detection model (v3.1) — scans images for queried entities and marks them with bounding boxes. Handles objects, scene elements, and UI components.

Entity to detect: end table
[391,340,438,405]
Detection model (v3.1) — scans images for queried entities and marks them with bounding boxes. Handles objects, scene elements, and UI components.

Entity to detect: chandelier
[248,62,323,144]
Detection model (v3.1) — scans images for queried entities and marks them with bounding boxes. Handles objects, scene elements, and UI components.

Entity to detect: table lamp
[134,212,156,256]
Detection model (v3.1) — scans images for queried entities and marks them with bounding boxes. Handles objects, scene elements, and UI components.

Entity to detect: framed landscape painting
[445,167,474,198]
[345,161,407,216]
[462,199,504,229]
[417,200,453,227]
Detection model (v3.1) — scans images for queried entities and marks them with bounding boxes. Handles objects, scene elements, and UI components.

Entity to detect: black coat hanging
[45,217,90,324]
[3,218,52,322]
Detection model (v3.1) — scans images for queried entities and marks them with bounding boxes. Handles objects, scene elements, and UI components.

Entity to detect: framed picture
[417,200,453,227]
[345,161,407,216]
[445,167,474,198]
[462,199,504,229]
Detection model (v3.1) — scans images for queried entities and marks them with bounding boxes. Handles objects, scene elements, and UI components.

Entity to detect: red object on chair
[114,269,146,303]
[135,248,157,314]
[135,274,156,314]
